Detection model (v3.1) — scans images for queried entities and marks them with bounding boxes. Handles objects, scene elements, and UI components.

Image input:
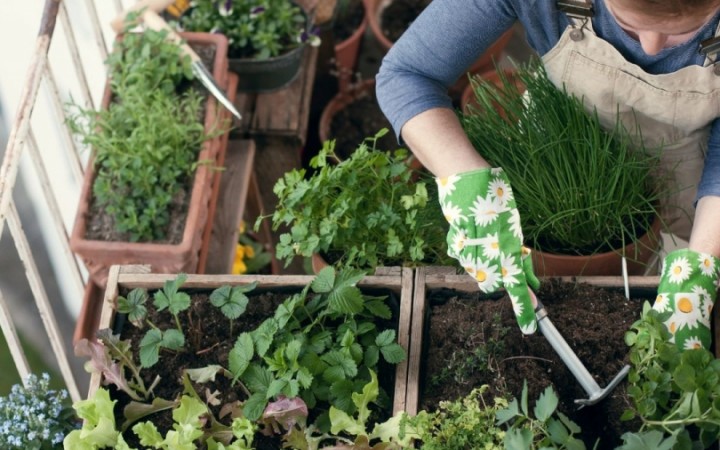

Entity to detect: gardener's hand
[436,167,540,334]
[653,248,720,351]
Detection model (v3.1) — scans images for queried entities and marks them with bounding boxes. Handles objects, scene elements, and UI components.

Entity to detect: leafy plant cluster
[66,17,218,242]
[72,267,407,448]
[403,382,588,450]
[461,60,665,255]
[619,302,720,448]
[0,373,77,449]
[260,129,452,271]
[174,0,319,59]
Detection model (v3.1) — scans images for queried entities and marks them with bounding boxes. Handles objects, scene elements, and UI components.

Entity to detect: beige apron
[542,8,720,241]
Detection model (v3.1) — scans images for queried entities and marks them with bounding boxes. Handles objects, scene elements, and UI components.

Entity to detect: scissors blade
[191,61,242,121]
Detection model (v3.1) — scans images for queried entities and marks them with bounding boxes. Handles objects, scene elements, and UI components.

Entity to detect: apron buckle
[558,0,594,41]
[699,36,720,75]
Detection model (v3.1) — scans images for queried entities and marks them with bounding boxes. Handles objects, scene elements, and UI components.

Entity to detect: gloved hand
[436,167,540,334]
[653,248,720,351]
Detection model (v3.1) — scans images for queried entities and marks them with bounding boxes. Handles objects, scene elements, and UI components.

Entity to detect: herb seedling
[209,282,257,337]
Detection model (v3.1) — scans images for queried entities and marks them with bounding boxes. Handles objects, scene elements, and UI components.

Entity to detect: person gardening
[376,0,720,351]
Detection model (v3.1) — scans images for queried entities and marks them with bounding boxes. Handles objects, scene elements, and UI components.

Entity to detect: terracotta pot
[70,32,231,288]
[531,217,663,277]
[364,0,514,102]
[334,1,369,92]
[319,78,376,144]
[460,67,524,115]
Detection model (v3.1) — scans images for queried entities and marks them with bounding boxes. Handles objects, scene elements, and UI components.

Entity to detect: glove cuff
[659,249,720,287]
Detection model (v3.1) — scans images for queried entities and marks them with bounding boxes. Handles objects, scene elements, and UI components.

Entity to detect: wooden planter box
[86,264,414,416]
[405,266,668,415]
[70,32,232,288]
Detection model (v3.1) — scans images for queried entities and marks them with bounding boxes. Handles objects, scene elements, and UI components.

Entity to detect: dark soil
[380,0,432,43]
[107,284,400,449]
[333,0,365,41]
[328,87,400,160]
[419,278,651,449]
[84,42,216,245]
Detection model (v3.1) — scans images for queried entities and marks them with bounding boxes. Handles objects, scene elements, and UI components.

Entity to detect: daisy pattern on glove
[654,249,720,351]
[436,167,539,334]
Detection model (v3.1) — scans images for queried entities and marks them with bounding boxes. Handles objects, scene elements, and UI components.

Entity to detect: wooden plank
[405,266,427,415]
[251,46,318,144]
[204,139,256,274]
[392,267,414,415]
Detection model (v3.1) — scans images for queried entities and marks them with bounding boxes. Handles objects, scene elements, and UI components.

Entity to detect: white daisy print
[488,178,513,207]
[509,292,524,317]
[519,322,537,335]
[473,259,501,292]
[652,293,670,312]
[666,256,691,284]
[697,287,714,321]
[470,194,503,227]
[697,253,716,277]
[683,336,704,350]
[450,229,468,256]
[441,202,465,226]
[457,253,476,277]
[508,208,523,239]
[477,234,500,259]
[436,175,459,200]
[671,292,702,330]
[500,252,522,286]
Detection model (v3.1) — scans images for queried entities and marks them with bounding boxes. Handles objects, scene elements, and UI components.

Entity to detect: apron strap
[557,0,594,40]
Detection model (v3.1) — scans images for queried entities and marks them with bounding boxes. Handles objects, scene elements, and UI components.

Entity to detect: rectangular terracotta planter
[86,264,414,416]
[70,32,232,288]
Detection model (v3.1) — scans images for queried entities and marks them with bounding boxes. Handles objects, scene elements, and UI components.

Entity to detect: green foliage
[63,387,126,449]
[227,266,406,425]
[175,0,316,59]
[404,385,507,449]
[210,282,257,336]
[66,24,218,243]
[621,302,720,447]
[461,60,665,256]
[260,129,452,271]
[496,382,587,450]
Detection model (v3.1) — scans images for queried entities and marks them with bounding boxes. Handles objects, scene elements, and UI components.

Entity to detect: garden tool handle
[110,0,176,34]
[534,299,630,407]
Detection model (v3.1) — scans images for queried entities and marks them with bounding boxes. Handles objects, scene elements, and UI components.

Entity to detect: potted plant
[174,0,321,92]
[69,265,412,448]
[259,129,453,272]
[67,22,233,288]
[461,61,665,276]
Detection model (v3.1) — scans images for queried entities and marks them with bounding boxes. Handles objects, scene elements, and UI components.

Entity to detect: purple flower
[297,26,321,47]
[250,6,265,19]
[218,0,232,16]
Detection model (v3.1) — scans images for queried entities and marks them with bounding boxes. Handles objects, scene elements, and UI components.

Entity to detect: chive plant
[461,61,667,256]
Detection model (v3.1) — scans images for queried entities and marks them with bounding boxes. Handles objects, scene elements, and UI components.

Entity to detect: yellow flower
[232,244,248,275]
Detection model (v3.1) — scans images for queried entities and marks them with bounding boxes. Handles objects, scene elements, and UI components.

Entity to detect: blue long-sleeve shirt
[375,0,720,201]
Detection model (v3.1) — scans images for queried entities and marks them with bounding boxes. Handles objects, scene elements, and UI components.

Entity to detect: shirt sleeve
[697,118,720,202]
[375,0,519,143]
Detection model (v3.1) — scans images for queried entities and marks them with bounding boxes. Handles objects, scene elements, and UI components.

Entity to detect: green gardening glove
[436,167,540,334]
[653,248,719,351]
